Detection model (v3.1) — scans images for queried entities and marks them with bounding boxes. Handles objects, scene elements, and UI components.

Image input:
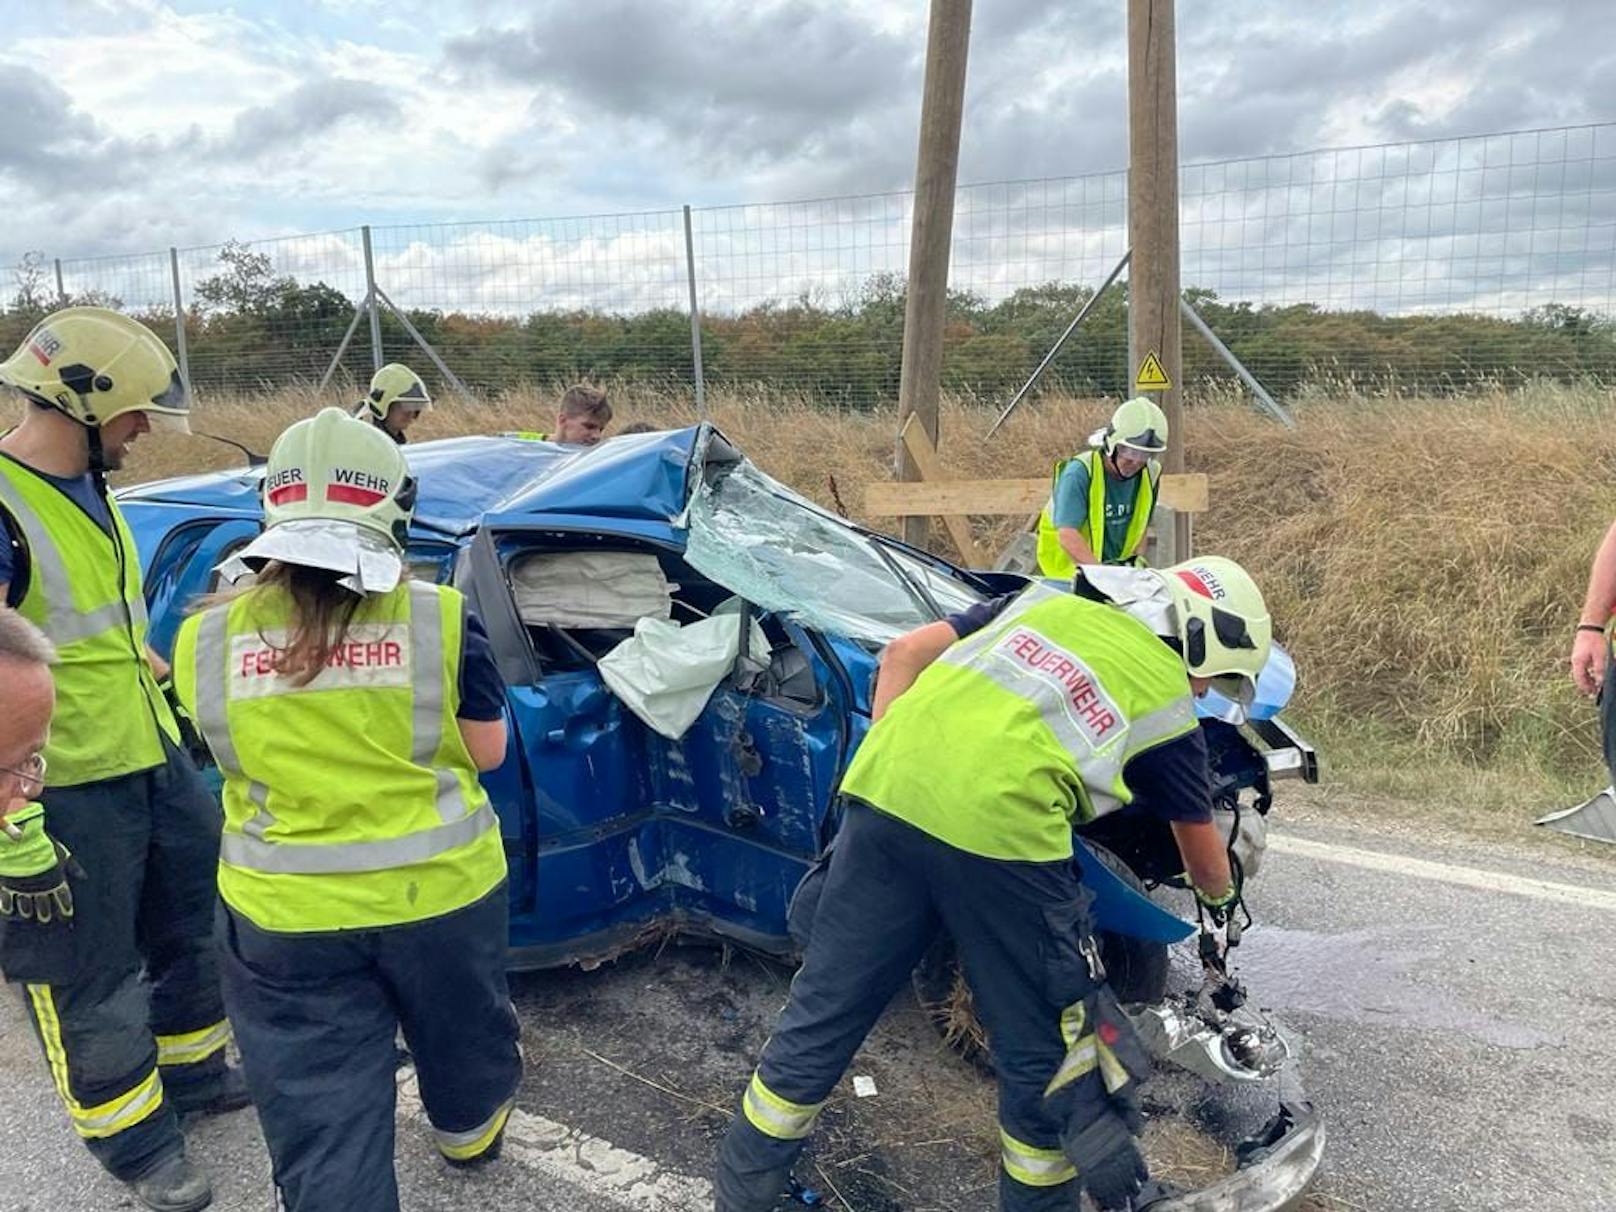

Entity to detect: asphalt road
[2,795,1614,1212]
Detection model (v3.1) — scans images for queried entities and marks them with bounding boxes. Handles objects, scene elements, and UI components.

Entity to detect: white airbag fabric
[598,601,768,739]
[511,551,673,628]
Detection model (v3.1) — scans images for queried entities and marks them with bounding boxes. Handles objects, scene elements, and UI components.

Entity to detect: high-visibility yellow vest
[0,455,177,786]
[173,579,506,933]
[839,584,1197,862]
[1035,450,1158,579]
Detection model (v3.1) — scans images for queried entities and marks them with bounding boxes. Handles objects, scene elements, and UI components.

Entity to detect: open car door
[458,515,857,969]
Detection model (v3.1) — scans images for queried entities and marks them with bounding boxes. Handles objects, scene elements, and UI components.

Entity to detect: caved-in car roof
[116,427,710,537]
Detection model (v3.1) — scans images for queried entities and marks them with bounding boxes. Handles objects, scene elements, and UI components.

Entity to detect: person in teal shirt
[1037,397,1167,577]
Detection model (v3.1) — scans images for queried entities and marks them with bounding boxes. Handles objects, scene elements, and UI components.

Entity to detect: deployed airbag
[511,551,673,629]
[598,601,769,739]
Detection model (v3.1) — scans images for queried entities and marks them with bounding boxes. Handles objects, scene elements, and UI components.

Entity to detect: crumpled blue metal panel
[119,428,703,538]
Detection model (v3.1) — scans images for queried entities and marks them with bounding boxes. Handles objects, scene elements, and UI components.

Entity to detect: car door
[138,513,261,658]
[458,516,854,969]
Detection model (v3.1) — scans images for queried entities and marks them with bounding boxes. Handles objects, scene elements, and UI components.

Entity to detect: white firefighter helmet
[1080,555,1272,705]
[0,307,189,431]
[361,363,431,421]
[229,408,417,594]
[1103,396,1168,456]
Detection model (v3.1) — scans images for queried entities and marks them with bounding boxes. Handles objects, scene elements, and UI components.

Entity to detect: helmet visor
[139,370,191,432]
[1117,427,1165,454]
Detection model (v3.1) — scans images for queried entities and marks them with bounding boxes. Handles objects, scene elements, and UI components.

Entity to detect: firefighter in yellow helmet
[0,308,245,1212]
[172,408,521,1211]
[356,362,430,444]
[1037,397,1168,578]
[718,556,1271,1212]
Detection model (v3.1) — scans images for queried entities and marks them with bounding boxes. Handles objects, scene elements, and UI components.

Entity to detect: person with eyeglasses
[0,309,245,1212]
[1037,397,1170,577]
[717,557,1270,1212]
[0,608,77,964]
[171,409,521,1212]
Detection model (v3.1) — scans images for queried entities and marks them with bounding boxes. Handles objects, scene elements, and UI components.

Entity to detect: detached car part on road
[121,425,1323,1210]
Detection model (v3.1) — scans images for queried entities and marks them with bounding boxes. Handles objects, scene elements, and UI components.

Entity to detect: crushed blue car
[123,424,1314,968]
[122,424,1314,961]
[123,423,1324,1208]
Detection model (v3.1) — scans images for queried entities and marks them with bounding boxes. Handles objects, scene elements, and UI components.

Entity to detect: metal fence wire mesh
[17,120,1616,406]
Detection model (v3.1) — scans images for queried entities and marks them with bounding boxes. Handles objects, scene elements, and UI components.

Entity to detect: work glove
[1193,865,1242,928]
[0,804,82,924]
[1062,1096,1148,1211]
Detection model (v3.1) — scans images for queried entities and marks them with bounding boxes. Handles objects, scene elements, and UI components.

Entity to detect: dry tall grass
[59,378,1615,811]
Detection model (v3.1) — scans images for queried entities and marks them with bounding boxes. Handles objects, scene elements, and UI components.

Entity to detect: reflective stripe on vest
[192,582,484,876]
[838,584,1198,861]
[935,584,1194,819]
[0,458,172,785]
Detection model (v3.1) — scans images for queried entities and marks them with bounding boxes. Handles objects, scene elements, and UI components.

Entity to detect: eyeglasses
[0,753,46,796]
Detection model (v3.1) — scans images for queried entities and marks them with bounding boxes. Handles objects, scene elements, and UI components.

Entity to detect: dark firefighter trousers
[717,799,1119,1212]
[4,739,231,1182]
[218,883,523,1212]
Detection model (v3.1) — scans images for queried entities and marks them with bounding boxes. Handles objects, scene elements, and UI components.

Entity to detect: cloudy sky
[2,0,1614,315]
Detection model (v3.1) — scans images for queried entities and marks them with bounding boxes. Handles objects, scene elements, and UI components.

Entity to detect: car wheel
[912,842,1171,1070]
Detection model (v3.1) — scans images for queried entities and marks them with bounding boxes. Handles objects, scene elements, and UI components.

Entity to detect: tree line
[6,244,1613,405]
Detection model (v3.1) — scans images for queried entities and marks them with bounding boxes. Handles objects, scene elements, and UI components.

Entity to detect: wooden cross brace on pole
[897,414,986,566]
[877,415,1208,568]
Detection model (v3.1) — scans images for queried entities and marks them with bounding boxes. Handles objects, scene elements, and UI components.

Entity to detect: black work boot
[128,1152,213,1212]
[175,1064,253,1122]
[443,1126,505,1169]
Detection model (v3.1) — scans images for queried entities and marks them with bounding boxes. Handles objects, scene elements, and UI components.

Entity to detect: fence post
[1178,297,1293,428]
[361,225,383,372]
[168,248,192,397]
[682,205,707,415]
[52,259,66,306]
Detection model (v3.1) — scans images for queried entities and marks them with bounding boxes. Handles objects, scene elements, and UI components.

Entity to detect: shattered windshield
[684,459,984,644]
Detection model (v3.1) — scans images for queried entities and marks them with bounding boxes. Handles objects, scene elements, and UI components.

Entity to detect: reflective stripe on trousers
[1000,1127,1077,1187]
[742,1072,823,1141]
[433,1095,515,1160]
[155,1019,232,1067]
[27,985,167,1139]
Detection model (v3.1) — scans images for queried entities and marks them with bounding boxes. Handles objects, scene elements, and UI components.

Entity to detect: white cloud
[1,0,1613,324]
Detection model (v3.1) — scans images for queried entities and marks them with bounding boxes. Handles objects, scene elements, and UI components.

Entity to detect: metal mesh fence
[16,120,1616,406]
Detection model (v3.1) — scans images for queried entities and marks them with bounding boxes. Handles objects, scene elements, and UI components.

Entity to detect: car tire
[912,842,1171,1070]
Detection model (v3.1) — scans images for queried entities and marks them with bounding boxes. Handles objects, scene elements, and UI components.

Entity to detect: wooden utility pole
[1127,0,1188,555]
[895,0,972,550]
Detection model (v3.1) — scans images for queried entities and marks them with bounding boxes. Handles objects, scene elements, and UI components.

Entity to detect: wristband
[1578,624,1607,635]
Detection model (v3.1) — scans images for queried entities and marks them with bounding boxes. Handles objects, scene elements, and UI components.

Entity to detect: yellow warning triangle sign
[1134,351,1172,392]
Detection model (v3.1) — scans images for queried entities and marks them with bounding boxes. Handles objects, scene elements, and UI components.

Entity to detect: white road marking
[396,1074,714,1210]
[1269,833,1616,913]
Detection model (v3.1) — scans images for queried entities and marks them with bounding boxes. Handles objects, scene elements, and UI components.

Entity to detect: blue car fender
[1075,840,1195,944]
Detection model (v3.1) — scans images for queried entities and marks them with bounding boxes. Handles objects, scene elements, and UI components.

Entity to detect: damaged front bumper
[1129,998,1291,1086]
[1141,1101,1326,1212]
[1129,997,1324,1211]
